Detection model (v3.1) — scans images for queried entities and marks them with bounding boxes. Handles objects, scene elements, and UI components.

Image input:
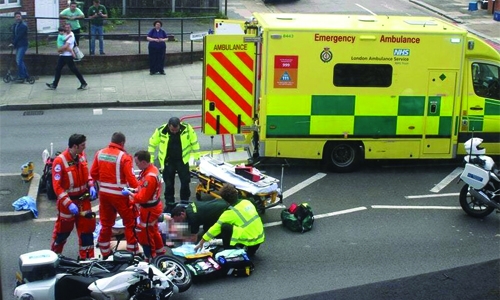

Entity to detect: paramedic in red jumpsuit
[91,132,139,258]
[123,150,165,259]
[51,134,97,259]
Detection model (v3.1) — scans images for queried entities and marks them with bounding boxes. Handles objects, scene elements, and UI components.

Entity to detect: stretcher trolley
[190,156,283,214]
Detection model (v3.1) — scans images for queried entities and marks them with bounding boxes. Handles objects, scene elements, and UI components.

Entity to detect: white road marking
[107,108,200,112]
[264,206,367,228]
[430,167,463,193]
[405,193,459,199]
[356,4,377,15]
[282,172,327,200]
[372,205,461,210]
[93,109,103,115]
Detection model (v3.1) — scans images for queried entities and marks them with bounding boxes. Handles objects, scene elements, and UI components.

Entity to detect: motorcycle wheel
[152,254,192,293]
[459,184,494,218]
[3,75,11,83]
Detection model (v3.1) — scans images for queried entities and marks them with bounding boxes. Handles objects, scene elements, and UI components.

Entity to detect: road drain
[23,111,44,116]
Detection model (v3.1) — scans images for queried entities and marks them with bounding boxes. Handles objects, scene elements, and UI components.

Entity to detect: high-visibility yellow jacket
[203,199,265,246]
[148,122,200,166]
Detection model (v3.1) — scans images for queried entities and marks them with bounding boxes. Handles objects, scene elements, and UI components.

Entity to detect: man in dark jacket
[170,199,229,242]
[9,11,29,82]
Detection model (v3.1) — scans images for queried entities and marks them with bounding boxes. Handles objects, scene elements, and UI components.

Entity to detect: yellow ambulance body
[202,13,500,171]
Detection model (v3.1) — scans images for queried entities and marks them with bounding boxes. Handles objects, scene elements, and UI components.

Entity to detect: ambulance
[201,13,500,171]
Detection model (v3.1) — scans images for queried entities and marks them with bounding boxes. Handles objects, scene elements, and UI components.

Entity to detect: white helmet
[464,137,485,155]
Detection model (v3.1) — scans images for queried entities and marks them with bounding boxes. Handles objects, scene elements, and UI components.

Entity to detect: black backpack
[281,203,314,233]
[39,152,60,201]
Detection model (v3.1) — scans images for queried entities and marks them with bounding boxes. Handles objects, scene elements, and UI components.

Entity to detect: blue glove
[89,186,97,200]
[68,203,79,215]
[121,188,132,196]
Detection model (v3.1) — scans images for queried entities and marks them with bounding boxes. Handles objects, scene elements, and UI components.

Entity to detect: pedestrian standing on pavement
[91,132,139,259]
[88,0,108,55]
[60,1,84,46]
[50,134,98,259]
[170,199,229,242]
[148,117,200,213]
[122,150,165,260]
[146,20,168,75]
[46,24,87,90]
[9,11,29,83]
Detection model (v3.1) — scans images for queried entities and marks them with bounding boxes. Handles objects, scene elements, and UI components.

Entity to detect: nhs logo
[393,49,410,56]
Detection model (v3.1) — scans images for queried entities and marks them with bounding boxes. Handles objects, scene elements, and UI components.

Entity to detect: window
[471,62,500,100]
[334,64,393,87]
[0,0,21,9]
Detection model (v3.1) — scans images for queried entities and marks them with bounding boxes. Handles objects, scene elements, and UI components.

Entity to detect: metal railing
[0,15,215,55]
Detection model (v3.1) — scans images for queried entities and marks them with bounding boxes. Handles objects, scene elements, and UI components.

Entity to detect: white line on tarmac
[372,205,461,210]
[405,193,459,199]
[264,206,367,228]
[356,4,377,15]
[107,108,200,112]
[430,167,463,193]
[282,172,327,200]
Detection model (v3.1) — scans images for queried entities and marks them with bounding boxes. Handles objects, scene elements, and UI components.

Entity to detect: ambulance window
[471,63,500,100]
[333,64,392,87]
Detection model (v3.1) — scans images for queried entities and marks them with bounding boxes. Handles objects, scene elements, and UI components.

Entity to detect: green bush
[0,18,13,46]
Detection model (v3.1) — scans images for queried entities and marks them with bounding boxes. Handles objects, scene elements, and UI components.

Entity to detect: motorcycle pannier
[460,163,489,189]
[19,250,59,282]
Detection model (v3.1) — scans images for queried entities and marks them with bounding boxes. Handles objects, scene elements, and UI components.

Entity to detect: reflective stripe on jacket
[148,122,200,166]
[203,199,265,246]
[90,142,138,195]
[133,164,161,206]
[52,149,91,208]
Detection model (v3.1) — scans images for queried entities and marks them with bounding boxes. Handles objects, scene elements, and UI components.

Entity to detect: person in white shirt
[46,24,87,90]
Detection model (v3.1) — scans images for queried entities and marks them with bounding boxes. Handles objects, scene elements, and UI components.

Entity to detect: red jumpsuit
[51,149,95,259]
[90,142,139,258]
[133,164,165,258]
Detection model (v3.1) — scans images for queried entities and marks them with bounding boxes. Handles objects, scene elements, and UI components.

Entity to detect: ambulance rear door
[202,34,257,135]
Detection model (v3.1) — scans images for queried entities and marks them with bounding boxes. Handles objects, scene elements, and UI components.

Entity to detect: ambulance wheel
[3,75,10,83]
[27,76,35,84]
[324,142,363,173]
[251,195,266,215]
[152,254,192,292]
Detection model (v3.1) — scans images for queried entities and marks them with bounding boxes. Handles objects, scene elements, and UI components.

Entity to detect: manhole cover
[23,111,44,116]
[0,189,11,195]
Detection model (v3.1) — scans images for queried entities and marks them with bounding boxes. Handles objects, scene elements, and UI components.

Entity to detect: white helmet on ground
[464,137,485,155]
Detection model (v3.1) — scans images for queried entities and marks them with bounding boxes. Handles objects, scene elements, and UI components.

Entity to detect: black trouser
[148,45,165,74]
[163,159,190,211]
[220,223,261,257]
[52,55,86,87]
[73,28,81,46]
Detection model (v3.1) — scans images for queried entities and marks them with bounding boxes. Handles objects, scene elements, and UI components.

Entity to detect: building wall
[0,0,67,31]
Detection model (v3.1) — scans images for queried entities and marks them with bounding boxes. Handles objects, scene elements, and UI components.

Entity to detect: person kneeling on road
[170,199,229,242]
[194,183,265,257]
[122,150,165,260]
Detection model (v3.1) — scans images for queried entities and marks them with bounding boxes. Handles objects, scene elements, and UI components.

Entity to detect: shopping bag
[74,46,84,60]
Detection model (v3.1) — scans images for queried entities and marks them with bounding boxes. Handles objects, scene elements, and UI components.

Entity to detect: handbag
[74,46,84,60]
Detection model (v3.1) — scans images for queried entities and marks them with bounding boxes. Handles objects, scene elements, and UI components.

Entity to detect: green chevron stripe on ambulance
[266,95,453,138]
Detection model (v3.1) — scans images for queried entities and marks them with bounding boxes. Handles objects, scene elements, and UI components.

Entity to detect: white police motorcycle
[458,137,500,218]
[13,249,191,300]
